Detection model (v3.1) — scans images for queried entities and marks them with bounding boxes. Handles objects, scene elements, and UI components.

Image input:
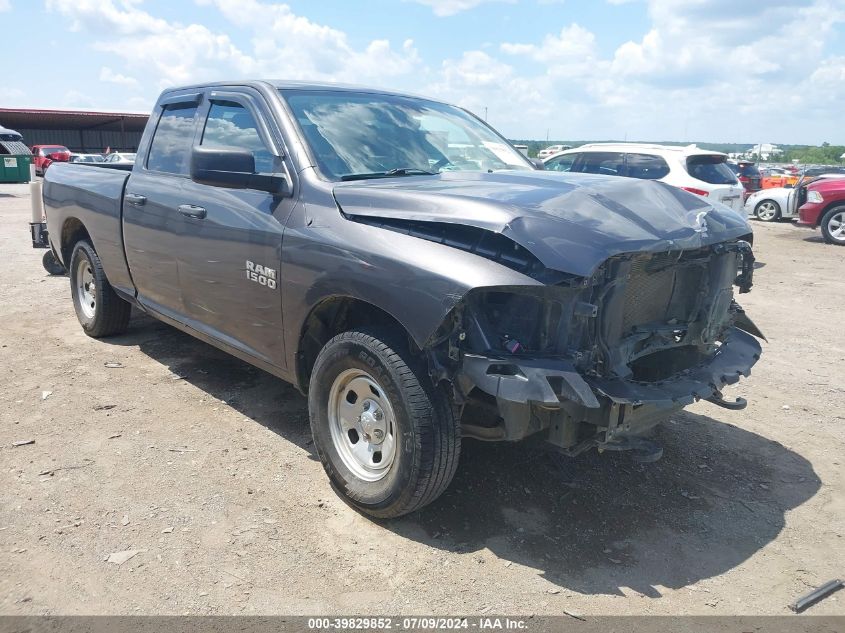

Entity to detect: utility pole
[483,106,488,121]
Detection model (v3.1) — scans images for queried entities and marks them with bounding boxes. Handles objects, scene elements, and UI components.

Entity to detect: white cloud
[99,67,138,88]
[408,0,514,16]
[47,0,420,92]
[501,23,600,78]
[469,0,845,141]
[200,0,420,83]
[0,0,11,12]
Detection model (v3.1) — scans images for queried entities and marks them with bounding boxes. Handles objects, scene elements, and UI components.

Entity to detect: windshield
[686,155,738,185]
[281,90,533,180]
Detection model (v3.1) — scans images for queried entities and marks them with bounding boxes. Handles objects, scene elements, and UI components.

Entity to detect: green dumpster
[0,126,32,183]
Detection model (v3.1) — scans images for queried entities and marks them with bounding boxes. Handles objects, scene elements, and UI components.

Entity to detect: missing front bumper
[457,327,762,452]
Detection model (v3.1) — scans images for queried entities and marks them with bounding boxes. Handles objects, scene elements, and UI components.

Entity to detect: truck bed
[43,162,135,298]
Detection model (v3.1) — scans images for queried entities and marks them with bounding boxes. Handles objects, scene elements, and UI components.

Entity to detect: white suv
[542,143,746,212]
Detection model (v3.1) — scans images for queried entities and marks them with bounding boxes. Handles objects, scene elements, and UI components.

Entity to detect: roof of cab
[159,80,434,102]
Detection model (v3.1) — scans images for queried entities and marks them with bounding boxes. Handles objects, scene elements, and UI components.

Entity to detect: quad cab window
[146,103,199,175]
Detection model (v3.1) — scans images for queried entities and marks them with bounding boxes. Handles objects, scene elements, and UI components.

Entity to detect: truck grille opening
[621,253,705,334]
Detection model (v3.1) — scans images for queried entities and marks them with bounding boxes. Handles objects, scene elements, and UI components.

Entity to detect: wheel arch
[818,201,845,227]
[296,296,419,394]
[59,217,92,267]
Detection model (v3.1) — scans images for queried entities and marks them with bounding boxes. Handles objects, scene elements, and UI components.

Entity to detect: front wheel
[820,206,845,245]
[70,240,131,337]
[308,329,460,518]
[754,200,781,222]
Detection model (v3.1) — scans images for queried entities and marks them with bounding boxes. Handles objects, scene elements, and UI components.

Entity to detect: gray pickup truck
[43,81,763,517]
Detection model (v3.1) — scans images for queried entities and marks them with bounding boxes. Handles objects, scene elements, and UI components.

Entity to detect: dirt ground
[0,181,843,616]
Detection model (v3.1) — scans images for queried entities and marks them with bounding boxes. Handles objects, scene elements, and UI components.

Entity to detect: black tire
[69,240,131,337]
[308,328,460,518]
[820,205,845,245]
[754,199,781,222]
[42,250,66,275]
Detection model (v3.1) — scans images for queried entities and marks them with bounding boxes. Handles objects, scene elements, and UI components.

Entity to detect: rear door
[176,88,295,368]
[122,91,203,321]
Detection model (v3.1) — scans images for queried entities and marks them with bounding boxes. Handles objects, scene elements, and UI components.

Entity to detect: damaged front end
[428,239,763,460]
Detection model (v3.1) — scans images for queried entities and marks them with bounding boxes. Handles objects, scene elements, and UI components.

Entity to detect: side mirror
[530,158,545,170]
[190,146,287,194]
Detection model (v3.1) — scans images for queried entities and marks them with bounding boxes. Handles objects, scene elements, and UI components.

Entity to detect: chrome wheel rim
[828,211,845,242]
[328,368,397,482]
[756,201,778,221]
[76,260,96,319]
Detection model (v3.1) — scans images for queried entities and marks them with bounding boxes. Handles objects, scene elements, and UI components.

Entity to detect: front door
[176,89,296,368]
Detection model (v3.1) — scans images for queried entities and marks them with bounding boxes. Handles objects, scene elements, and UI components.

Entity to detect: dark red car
[728,160,762,198]
[797,177,845,245]
[31,144,71,176]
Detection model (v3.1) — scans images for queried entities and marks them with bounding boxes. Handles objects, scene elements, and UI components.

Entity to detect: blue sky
[2,0,844,144]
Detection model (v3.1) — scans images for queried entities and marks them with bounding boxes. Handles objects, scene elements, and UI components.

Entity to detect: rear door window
[625,153,670,180]
[146,103,199,175]
[686,155,738,185]
[201,101,275,173]
[571,152,625,176]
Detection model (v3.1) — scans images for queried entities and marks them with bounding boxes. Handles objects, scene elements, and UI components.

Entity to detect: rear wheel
[70,240,131,337]
[820,206,845,245]
[308,329,460,518]
[42,250,65,275]
[754,200,781,222]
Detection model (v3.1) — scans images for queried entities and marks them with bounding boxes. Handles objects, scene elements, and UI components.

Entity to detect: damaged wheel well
[296,296,418,393]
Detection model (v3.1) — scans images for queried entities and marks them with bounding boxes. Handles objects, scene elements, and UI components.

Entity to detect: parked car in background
[31,144,70,176]
[727,160,762,197]
[537,144,571,159]
[760,168,798,190]
[69,153,105,164]
[543,143,746,212]
[802,166,845,178]
[746,173,845,222]
[796,177,845,245]
[103,152,137,165]
[745,187,795,222]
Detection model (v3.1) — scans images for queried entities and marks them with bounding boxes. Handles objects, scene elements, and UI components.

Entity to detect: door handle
[178,204,207,219]
[125,193,146,206]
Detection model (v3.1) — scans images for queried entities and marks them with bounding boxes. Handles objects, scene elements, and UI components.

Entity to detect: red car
[797,177,845,245]
[31,144,71,176]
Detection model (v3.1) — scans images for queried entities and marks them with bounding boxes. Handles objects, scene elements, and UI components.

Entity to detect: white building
[744,143,783,161]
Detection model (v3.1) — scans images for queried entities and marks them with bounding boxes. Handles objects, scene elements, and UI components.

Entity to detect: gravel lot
[0,181,843,616]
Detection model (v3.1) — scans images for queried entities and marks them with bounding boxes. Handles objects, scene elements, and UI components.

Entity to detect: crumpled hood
[333,170,752,277]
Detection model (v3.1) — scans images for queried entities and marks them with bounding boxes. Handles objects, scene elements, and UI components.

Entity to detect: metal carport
[0,108,149,153]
